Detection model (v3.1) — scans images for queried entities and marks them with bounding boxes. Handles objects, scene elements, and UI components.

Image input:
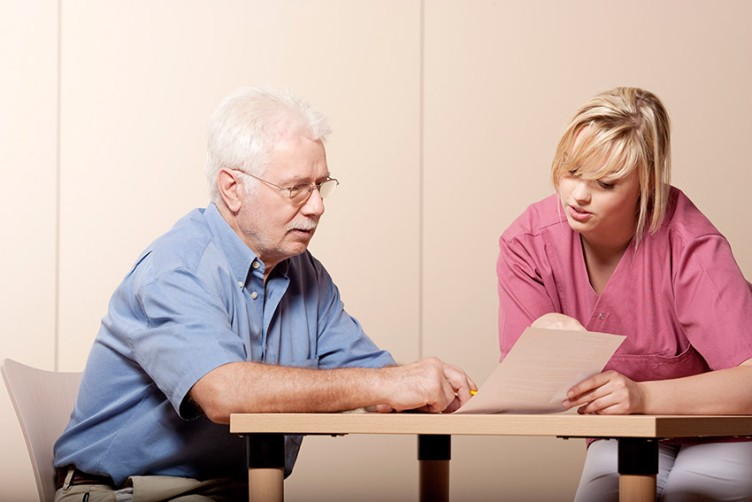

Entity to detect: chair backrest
[2,358,82,502]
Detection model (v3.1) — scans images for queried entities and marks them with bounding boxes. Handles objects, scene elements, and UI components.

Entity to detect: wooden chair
[2,358,82,502]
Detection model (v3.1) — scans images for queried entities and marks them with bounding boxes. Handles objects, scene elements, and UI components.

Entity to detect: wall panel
[57,0,422,369]
[0,0,60,499]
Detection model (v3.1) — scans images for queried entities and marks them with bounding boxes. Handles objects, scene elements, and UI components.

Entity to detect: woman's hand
[531,313,587,331]
[562,370,646,415]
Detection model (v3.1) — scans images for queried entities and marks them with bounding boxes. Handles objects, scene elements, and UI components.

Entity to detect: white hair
[206,86,331,202]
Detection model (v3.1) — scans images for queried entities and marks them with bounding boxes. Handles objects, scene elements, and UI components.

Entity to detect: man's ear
[217,168,243,213]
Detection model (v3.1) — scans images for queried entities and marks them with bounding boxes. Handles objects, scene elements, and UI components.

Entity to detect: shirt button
[252,261,260,269]
[237,281,244,289]
[251,291,258,300]
[598,312,606,320]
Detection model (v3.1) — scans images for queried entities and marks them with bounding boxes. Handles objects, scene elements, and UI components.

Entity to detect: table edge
[230,413,752,439]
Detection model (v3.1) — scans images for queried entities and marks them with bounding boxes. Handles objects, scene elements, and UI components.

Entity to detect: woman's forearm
[641,360,752,415]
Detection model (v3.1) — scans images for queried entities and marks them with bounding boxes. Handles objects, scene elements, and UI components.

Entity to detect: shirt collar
[204,202,292,285]
[204,202,257,286]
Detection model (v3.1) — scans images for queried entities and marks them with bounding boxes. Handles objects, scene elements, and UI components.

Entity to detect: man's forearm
[190,357,474,423]
[190,361,388,423]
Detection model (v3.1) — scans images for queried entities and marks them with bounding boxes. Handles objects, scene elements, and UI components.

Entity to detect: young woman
[497,87,752,500]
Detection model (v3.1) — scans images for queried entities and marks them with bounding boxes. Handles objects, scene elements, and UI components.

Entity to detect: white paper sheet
[456,327,625,414]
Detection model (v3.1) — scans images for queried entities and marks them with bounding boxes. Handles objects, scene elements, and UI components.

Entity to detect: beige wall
[2,1,751,500]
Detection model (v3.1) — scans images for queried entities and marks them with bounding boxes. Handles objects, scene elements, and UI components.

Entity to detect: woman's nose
[572,180,591,203]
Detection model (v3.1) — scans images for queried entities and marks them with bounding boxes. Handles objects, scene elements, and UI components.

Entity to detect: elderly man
[53,87,475,501]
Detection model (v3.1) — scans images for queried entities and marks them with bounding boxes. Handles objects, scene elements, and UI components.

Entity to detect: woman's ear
[217,168,244,213]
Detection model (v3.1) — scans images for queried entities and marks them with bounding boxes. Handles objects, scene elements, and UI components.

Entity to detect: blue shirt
[53,203,395,486]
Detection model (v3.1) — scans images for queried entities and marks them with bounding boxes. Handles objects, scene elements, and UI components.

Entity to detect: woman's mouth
[567,204,593,222]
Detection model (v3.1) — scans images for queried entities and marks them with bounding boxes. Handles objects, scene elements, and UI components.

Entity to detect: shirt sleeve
[309,258,396,369]
[673,233,752,369]
[497,232,557,360]
[129,266,246,418]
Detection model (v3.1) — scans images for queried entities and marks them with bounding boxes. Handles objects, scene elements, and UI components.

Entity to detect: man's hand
[373,357,476,414]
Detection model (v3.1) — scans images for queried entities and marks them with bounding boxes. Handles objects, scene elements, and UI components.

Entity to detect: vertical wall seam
[418,0,425,359]
[54,0,62,371]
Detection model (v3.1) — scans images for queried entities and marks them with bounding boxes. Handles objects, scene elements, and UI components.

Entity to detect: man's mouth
[289,224,317,235]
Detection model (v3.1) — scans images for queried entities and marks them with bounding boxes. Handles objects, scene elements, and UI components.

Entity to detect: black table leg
[418,434,451,502]
[247,433,285,502]
[617,438,658,501]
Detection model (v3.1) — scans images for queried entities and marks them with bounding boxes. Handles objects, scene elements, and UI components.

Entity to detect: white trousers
[574,439,752,501]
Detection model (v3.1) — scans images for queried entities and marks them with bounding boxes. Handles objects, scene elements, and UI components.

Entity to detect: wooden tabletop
[231,412,752,439]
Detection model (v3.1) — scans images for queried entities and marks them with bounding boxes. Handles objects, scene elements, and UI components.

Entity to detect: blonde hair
[551,87,671,243]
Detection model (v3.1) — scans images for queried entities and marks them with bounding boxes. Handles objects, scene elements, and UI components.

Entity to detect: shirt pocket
[606,343,710,381]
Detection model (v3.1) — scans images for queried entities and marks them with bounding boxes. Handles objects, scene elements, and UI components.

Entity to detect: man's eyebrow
[283,173,332,185]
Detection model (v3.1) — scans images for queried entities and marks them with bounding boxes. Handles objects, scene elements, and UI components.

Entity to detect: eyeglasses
[234,169,339,205]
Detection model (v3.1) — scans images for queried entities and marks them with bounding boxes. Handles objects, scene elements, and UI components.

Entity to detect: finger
[442,396,463,413]
[593,402,629,415]
[567,379,597,399]
[564,378,618,410]
[442,365,475,402]
[575,392,624,415]
[532,313,586,331]
[563,387,601,408]
[428,377,457,413]
[579,401,623,415]
[439,380,456,412]
[567,372,612,401]
[454,385,473,403]
[576,400,606,415]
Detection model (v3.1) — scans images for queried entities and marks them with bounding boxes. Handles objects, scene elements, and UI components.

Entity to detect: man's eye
[290,183,311,194]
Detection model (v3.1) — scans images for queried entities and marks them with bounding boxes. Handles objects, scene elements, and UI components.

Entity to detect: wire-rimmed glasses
[234,169,339,205]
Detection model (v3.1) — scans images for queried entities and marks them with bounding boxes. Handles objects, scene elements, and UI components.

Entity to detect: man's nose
[301,187,325,216]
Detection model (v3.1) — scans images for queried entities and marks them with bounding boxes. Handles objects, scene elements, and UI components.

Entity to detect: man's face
[235,135,329,269]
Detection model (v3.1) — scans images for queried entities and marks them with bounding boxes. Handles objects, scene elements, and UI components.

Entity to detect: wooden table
[230,413,752,502]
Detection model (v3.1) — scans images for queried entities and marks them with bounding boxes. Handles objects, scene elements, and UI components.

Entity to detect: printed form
[457,327,625,414]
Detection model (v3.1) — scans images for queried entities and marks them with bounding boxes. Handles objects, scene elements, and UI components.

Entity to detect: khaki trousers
[54,468,246,502]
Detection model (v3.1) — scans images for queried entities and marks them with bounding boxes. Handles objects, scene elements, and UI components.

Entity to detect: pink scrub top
[498,187,752,382]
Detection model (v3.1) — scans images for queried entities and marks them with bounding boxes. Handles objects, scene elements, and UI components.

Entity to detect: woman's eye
[597,180,615,190]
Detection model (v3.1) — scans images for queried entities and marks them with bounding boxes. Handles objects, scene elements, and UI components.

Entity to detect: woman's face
[557,167,641,249]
